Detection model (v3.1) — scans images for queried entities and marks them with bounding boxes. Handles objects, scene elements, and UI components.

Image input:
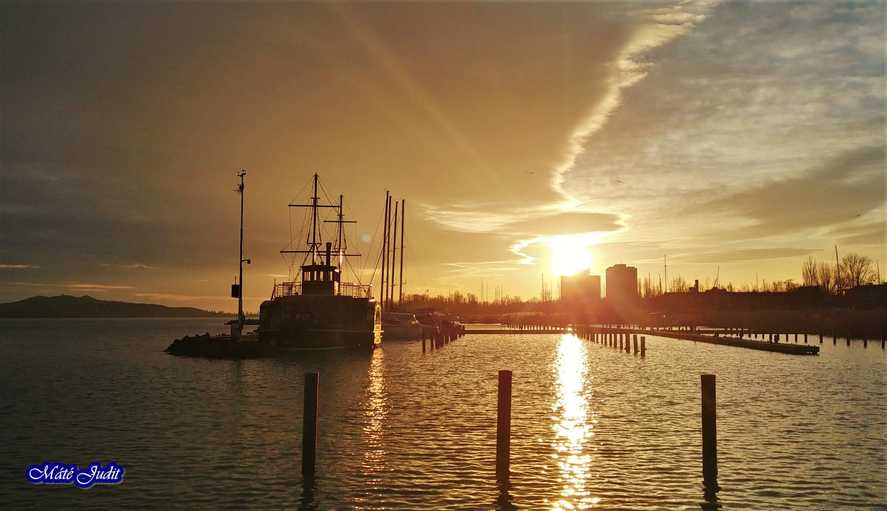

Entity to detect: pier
[463,324,821,355]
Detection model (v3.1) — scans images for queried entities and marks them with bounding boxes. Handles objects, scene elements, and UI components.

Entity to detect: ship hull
[258,294,381,351]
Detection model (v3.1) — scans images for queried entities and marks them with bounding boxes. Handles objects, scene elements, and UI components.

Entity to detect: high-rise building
[605,264,638,304]
[560,273,601,303]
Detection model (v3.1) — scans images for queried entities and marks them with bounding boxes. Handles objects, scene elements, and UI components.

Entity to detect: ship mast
[281,174,360,294]
[323,193,357,267]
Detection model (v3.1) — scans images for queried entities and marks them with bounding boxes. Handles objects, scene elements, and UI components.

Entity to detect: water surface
[0,319,884,509]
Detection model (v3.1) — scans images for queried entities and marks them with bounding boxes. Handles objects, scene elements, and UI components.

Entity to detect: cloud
[507,211,623,237]
[100,263,156,270]
[0,264,40,269]
[677,247,822,263]
[692,146,885,239]
[831,220,887,247]
[550,1,719,199]
[559,1,885,261]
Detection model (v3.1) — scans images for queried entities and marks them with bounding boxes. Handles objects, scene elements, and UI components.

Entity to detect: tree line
[801,253,880,293]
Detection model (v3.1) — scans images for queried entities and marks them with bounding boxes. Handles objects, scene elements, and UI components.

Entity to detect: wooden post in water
[640,336,646,357]
[496,370,512,482]
[633,336,638,354]
[302,372,319,476]
[701,374,718,492]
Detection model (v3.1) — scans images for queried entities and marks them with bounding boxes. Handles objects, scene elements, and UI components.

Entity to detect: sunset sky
[2,1,885,312]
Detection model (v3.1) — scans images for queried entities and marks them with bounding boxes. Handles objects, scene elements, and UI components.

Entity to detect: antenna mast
[236,169,250,330]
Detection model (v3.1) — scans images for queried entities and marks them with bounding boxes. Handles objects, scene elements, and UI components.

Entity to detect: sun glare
[548,235,594,277]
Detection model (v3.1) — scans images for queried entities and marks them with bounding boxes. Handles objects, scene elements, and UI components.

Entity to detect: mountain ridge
[0,295,228,318]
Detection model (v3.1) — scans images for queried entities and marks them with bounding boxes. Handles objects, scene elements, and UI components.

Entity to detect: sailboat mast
[399,199,404,304]
[390,200,399,308]
[381,191,390,306]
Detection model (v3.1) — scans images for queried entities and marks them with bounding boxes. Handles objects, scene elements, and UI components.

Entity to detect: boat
[166,172,380,358]
[381,311,423,340]
[259,174,381,351]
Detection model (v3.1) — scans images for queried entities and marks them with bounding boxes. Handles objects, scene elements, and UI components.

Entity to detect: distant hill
[0,295,228,318]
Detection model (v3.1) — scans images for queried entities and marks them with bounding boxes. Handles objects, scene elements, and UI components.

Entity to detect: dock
[463,328,568,335]
[647,329,819,355]
[463,325,820,355]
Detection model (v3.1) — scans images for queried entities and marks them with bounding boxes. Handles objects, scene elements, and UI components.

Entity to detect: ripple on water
[0,319,884,509]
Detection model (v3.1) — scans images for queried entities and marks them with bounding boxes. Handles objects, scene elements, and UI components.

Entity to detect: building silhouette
[605,264,638,304]
[560,273,601,304]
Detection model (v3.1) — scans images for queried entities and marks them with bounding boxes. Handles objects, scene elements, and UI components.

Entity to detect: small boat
[382,312,423,340]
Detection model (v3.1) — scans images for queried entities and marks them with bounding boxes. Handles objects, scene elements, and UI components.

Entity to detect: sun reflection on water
[362,347,388,476]
[551,333,599,510]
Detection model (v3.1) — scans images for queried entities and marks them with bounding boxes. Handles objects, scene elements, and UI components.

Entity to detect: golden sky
[1,2,885,311]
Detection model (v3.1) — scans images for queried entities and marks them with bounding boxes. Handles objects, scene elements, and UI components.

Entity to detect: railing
[271,280,372,299]
[338,282,373,299]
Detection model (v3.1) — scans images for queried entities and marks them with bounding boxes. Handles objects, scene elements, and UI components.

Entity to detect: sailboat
[257,174,381,351]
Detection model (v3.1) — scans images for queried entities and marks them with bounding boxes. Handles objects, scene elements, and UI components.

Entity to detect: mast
[311,173,319,263]
[381,192,390,306]
[398,199,405,304]
[283,174,343,270]
[336,194,344,262]
[390,200,399,309]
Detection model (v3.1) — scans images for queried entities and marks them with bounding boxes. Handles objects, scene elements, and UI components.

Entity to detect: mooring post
[633,336,638,354]
[496,370,512,482]
[302,372,319,476]
[701,374,718,492]
[422,337,426,353]
[640,336,646,357]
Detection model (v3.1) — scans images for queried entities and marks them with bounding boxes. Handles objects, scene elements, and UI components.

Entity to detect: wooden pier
[461,324,820,355]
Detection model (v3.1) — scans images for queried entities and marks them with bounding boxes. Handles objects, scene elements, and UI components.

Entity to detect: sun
[548,235,593,277]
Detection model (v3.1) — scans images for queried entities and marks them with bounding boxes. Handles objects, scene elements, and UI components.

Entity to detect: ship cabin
[301,242,341,296]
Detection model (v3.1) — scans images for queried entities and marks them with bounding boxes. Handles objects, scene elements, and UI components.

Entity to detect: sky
[1,1,885,312]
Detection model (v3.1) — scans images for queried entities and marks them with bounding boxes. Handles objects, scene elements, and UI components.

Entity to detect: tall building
[605,264,638,304]
[560,273,601,303]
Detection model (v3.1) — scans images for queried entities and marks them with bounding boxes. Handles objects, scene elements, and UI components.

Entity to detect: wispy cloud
[0,263,40,269]
[100,263,156,270]
[675,248,823,264]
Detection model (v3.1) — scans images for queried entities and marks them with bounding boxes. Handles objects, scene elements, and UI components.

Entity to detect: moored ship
[166,173,380,358]
[259,174,381,351]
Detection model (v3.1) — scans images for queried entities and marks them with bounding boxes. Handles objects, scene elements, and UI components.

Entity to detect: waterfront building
[605,264,638,304]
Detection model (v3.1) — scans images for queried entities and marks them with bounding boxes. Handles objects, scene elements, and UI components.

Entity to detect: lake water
[0,319,884,509]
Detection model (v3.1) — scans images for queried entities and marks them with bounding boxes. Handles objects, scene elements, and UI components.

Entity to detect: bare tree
[670,275,688,293]
[801,257,818,287]
[816,262,834,294]
[842,253,876,288]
